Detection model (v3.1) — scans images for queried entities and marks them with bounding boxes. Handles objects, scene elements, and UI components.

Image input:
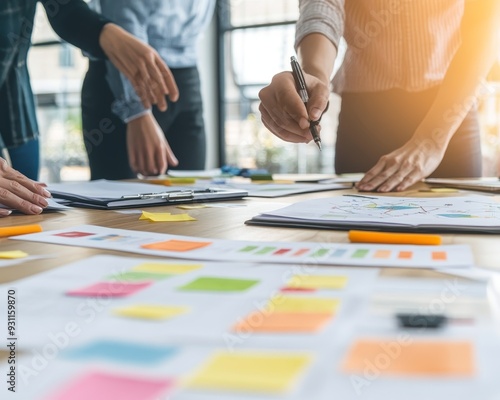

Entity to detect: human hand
[356,137,446,192]
[258,71,330,143]
[0,158,51,216]
[126,113,178,176]
[99,24,179,112]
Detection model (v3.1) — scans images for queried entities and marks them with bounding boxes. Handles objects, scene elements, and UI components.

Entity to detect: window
[29,4,90,182]
[217,0,340,174]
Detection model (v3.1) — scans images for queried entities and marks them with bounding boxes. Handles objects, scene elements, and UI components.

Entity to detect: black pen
[290,56,322,151]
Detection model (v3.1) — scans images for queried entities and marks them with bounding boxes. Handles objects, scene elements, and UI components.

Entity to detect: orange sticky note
[233,312,333,333]
[341,339,475,377]
[141,239,211,252]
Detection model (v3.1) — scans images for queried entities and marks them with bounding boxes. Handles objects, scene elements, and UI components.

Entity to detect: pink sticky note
[45,371,174,400]
[66,282,151,298]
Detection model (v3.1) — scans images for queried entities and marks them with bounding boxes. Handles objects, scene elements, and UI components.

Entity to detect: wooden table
[1,183,499,285]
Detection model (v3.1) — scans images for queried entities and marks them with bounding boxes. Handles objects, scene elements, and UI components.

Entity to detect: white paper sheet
[13,225,474,269]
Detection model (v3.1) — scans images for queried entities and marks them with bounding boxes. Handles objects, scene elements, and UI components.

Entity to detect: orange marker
[0,224,43,237]
[348,230,442,246]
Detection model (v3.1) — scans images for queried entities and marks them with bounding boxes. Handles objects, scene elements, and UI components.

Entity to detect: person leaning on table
[259,0,500,192]
[0,0,179,216]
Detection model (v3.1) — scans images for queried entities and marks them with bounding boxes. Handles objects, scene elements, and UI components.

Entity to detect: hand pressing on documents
[0,158,51,216]
[127,113,179,176]
[356,135,447,193]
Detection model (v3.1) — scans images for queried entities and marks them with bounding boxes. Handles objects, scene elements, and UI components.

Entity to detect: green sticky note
[179,277,258,292]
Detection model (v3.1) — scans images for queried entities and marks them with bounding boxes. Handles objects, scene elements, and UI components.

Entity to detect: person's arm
[0,158,51,216]
[258,0,343,143]
[99,2,179,176]
[357,0,500,192]
[42,0,178,112]
[126,114,178,176]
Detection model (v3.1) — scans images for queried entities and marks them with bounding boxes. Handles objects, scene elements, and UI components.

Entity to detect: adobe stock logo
[352,1,401,51]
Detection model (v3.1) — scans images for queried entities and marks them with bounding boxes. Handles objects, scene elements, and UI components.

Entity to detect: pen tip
[316,141,322,151]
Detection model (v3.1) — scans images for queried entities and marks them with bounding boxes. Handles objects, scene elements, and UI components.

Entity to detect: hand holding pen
[258,57,330,148]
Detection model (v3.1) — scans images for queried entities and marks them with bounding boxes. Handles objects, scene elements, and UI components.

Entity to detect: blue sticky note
[64,340,178,365]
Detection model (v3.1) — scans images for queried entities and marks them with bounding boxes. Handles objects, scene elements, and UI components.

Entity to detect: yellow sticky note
[188,351,311,393]
[113,304,190,320]
[0,250,29,259]
[287,275,348,290]
[269,296,340,314]
[140,211,196,222]
[132,262,202,274]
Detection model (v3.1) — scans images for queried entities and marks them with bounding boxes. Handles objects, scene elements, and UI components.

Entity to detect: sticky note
[269,296,340,314]
[44,371,174,400]
[188,351,311,393]
[141,239,211,252]
[341,339,475,376]
[179,277,258,292]
[132,262,202,274]
[64,340,178,365]
[233,312,333,333]
[286,275,348,290]
[113,305,190,320]
[66,282,151,298]
[108,271,171,282]
[140,211,196,222]
[0,250,28,259]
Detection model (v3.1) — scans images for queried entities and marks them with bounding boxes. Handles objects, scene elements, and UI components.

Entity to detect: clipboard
[424,177,500,193]
[47,180,248,209]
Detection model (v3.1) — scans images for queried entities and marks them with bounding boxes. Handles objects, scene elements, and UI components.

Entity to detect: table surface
[1,182,499,285]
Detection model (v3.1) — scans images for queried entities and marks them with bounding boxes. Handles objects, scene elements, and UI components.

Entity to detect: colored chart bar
[330,249,348,258]
[239,245,259,253]
[432,251,447,261]
[311,249,329,258]
[255,246,277,255]
[293,249,310,257]
[273,248,291,256]
[398,251,413,260]
[352,249,369,259]
[374,250,391,259]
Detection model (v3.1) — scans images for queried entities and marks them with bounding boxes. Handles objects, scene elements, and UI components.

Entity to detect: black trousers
[81,61,206,180]
[335,88,482,177]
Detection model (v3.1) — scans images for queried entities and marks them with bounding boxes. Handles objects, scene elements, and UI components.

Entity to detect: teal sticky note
[179,277,258,292]
[64,340,178,365]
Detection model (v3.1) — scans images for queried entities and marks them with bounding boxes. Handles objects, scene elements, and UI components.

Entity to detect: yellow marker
[0,224,42,237]
[147,177,196,186]
[348,230,442,245]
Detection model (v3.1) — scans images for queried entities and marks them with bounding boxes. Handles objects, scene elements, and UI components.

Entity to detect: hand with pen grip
[258,69,330,146]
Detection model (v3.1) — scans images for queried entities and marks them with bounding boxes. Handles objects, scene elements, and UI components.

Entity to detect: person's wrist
[98,23,120,52]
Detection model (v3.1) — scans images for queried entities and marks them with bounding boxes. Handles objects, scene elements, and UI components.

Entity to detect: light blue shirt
[90,0,215,122]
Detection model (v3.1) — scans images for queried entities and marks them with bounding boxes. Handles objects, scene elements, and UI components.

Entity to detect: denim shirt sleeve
[91,0,151,122]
